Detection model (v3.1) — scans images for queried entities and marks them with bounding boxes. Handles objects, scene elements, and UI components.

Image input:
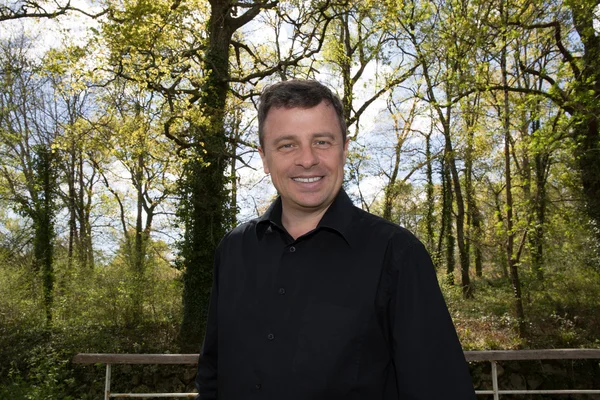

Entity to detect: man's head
[258,80,347,148]
[258,80,349,216]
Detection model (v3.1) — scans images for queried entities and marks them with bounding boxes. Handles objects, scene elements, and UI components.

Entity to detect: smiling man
[195,80,476,399]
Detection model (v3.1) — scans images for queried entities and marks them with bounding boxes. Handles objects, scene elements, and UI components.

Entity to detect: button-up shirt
[196,190,475,399]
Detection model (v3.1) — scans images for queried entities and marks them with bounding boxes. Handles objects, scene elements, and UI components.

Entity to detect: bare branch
[512,20,581,78]
[347,65,418,128]
[0,0,108,21]
[163,117,193,150]
[228,1,278,31]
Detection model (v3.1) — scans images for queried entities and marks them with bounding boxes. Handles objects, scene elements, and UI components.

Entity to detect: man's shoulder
[229,217,260,237]
[218,218,260,249]
[351,206,422,247]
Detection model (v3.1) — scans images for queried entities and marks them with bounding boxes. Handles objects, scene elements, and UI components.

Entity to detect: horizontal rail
[478,390,600,394]
[464,348,600,361]
[73,349,600,365]
[72,349,600,399]
[109,394,196,398]
[73,353,198,364]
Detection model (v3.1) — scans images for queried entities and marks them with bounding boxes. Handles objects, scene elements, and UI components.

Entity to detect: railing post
[491,360,499,400]
[105,363,111,400]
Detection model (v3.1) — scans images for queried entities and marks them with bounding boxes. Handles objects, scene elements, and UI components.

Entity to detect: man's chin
[288,196,333,212]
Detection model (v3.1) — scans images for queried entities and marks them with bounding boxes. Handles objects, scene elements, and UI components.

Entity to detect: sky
[0,2,428,256]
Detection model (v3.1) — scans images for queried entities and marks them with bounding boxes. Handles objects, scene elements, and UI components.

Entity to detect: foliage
[1,0,600,394]
[0,235,183,397]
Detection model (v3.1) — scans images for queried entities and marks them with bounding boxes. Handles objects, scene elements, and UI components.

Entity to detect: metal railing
[73,349,600,399]
[72,353,199,399]
[465,349,600,399]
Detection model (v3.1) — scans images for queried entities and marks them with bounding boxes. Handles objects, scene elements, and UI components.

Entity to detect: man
[196,80,476,399]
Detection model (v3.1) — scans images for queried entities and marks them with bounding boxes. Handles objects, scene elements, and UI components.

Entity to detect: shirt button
[278,287,286,295]
[289,246,296,252]
[255,383,261,390]
[267,333,275,340]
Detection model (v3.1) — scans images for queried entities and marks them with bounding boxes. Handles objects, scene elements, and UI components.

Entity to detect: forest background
[1,0,600,398]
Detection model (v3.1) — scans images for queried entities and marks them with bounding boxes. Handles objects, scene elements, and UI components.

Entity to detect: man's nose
[295,145,319,168]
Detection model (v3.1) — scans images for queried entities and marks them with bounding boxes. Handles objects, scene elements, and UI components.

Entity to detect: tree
[98,0,346,349]
[0,34,59,325]
[92,81,180,324]
[44,46,99,270]
[498,0,526,335]
[0,0,106,21]
[399,0,482,297]
[462,93,485,278]
[324,1,416,133]
[379,97,430,223]
[474,0,600,249]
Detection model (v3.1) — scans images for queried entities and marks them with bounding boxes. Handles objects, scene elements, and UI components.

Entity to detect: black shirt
[196,190,475,399]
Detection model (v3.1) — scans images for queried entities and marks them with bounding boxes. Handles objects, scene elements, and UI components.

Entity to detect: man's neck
[281,205,330,240]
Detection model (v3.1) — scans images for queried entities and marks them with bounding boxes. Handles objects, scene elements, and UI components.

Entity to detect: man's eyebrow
[272,135,297,144]
[271,132,337,145]
[312,132,336,139]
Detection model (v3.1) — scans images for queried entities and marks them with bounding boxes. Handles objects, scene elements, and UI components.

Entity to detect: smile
[292,176,323,183]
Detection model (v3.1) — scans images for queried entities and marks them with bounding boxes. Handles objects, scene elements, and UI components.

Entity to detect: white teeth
[293,176,322,183]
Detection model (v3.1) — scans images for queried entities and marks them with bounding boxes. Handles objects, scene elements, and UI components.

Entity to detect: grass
[443,264,600,350]
[2,252,600,398]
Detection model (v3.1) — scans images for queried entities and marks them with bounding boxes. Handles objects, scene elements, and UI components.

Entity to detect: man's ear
[343,138,350,164]
[258,146,270,174]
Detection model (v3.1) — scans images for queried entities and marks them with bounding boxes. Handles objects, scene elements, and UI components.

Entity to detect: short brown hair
[257,79,347,147]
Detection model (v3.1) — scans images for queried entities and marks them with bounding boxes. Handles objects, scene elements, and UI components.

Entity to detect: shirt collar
[257,196,285,234]
[256,189,357,244]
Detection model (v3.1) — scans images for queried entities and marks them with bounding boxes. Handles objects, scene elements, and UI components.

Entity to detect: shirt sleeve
[387,235,476,399]
[195,249,220,400]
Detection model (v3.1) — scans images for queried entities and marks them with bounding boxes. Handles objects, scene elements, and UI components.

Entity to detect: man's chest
[218,228,387,321]
[215,228,392,397]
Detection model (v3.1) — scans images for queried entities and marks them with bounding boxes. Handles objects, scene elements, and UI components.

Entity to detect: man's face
[259,101,349,216]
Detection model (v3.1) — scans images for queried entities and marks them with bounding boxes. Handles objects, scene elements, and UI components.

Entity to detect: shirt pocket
[292,301,364,395]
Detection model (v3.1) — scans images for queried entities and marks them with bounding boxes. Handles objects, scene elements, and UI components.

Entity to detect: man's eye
[315,140,331,146]
[279,143,294,149]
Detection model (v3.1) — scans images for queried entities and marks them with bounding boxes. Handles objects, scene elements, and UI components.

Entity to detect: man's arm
[195,251,219,400]
[388,237,476,399]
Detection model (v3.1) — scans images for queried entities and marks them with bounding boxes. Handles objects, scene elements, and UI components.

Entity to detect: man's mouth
[292,176,323,183]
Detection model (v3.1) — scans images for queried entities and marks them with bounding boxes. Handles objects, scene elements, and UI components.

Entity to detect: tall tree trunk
[527,113,549,281]
[425,132,436,256]
[442,110,472,298]
[132,151,146,324]
[179,0,233,351]
[471,205,483,278]
[67,143,77,270]
[230,106,241,228]
[574,114,600,248]
[436,162,446,271]
[531,147,549,280]
[415,36,472,295]
[492,185,509,279]
[568,1,600,250]
[340,11,352,123]
[442,156,455,285]
[78,155,93,269]
[464,96,483,278]
[500,0,526,336]
[382,117,403,222]
[33,145,55,327]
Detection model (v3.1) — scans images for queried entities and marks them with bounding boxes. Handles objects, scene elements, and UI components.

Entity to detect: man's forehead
[268,100,332,112]
[270,132,338,143]
[263,101,338,123]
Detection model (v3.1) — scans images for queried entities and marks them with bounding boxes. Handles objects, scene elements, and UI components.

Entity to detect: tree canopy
[1,0,600,395]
